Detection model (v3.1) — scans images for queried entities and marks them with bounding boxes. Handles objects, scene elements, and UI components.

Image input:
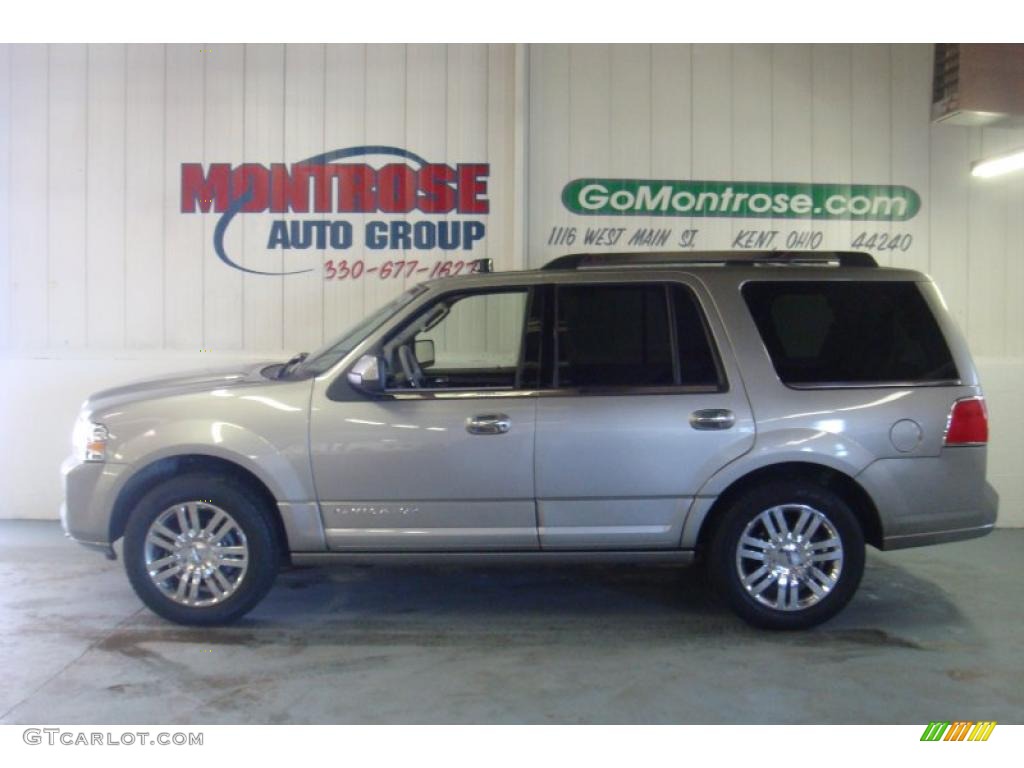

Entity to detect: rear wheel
[123,473,280,625]
[709,481,865,630]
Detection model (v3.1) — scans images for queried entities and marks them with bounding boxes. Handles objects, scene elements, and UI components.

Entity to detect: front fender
[109,419,313,503]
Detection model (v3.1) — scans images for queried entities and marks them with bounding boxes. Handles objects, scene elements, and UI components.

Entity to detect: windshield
[294,286,426,376]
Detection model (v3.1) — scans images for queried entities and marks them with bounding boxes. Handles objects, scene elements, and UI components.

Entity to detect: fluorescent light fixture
[971,147,1024,178]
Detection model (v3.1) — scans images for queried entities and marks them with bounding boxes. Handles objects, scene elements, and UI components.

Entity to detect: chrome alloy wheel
[143,502,249,607]
[734,503,844,612]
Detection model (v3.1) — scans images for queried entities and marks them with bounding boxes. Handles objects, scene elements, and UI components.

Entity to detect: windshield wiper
[277,352,308,379]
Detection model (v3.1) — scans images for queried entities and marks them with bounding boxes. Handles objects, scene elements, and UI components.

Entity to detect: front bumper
[60,455,127,558]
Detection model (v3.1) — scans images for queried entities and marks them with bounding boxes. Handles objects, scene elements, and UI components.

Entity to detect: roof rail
[540,251,878,271]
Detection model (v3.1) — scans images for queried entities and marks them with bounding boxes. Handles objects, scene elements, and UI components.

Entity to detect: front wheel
[123,473,280,625]
[709,481,865,630]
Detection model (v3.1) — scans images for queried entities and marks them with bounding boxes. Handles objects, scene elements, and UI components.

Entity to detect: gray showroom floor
[1,520,1021,724]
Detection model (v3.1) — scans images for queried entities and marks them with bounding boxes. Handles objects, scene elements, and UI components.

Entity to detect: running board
[290,550,695,566]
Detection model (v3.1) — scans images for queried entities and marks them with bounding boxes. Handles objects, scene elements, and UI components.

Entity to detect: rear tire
[123,473,280,626]
[709,480,865,630]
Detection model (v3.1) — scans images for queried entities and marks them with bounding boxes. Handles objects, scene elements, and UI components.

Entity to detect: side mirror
[346,354,384,395]
[414,339,435,368]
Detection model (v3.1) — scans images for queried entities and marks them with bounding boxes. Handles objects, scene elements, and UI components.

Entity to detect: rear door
[534,275,755,549]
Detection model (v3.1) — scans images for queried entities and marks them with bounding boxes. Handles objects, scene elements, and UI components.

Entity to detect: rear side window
[555,283,722,389]
[743,281,958,386]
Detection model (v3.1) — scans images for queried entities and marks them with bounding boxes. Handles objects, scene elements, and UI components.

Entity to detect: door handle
[689,409,735,430]
[466,414,511,435]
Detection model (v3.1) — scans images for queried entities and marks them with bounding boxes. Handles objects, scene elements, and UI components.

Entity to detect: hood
[85,361,278,415]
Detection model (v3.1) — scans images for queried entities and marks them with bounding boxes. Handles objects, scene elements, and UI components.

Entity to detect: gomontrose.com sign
[563,179,921,221]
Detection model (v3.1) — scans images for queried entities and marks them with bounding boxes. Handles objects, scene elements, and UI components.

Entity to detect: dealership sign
[181,146,489,275]
[562,179,921,221]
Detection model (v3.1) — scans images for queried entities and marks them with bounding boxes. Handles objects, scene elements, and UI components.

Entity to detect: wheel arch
[108,453,290,558]
[691,461,884,557]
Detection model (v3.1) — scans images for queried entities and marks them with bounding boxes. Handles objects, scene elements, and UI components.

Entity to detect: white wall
[1,43,1022,525]
[0,43,521,355]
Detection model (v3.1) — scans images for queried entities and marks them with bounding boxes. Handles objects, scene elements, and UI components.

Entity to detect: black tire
[123,472,280,626]
[708,480,865,630]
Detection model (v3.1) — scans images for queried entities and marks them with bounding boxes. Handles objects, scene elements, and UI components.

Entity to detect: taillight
[945,397,989,446]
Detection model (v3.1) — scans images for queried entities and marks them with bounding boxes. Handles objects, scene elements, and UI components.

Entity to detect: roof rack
[468,257,494,273]
[541,251,878,271]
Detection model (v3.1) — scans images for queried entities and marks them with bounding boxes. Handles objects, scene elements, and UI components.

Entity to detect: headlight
[72,415,109,462]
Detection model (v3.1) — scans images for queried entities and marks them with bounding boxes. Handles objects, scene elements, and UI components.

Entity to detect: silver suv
[61,251,998,629]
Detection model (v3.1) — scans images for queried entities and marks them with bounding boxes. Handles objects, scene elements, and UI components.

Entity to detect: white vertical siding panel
[202,44,244,352]
[692,44,732,249]
[966,128,1012,357]
[448,44,489,239]
[47,44,88,349]
[9,46,48,351]
[851,45,892,265]
[568,45,610,182]
[321,44,365,345]
[451,45,493,355]
[124,44,165,349]
[610,45,651,177]
[403,44,446,349]
[527,44,570,267]
[447,45,488,159]
[282,44,326,352]
[487,45,520,352]
[651,45,692,237]
[927,123,970,330]
[1005,128,1024,359]
[447,45,490,356]
[486,44,517,270]
[85,44,126,349]
[732,45,773,242]
[610,44,652,243]
[163,44,205,350]
[650,45,692,177]
[731,45,773,177]
[0,45,9,348]
[889,44,931,272]
[242,44,286,352]
[811,44,852,251]
[409,43,445,174]
[361,45,406,327]
[568,44,610,254]
[771,45,812,245]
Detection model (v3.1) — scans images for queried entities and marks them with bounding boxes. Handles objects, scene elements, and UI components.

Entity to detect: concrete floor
[0,520,1021,724]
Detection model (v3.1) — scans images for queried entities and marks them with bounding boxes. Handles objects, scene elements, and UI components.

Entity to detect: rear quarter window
[742,281,959,386]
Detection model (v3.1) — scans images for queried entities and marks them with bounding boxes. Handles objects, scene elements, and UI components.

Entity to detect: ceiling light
[971,147,1024,178]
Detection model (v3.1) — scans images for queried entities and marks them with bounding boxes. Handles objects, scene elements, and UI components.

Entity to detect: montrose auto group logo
[180,145,489,276]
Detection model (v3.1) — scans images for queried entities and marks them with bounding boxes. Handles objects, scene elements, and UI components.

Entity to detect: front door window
[382,289,529,391]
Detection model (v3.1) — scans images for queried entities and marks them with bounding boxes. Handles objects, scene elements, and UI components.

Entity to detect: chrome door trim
[377,384,728,401]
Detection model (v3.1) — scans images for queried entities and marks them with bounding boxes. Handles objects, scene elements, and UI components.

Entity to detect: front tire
[123,473,280,625]
[709,481,865,630]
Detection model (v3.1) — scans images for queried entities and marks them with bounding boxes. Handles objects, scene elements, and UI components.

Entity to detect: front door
[309,286,539,551]
[534,278,755,549]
